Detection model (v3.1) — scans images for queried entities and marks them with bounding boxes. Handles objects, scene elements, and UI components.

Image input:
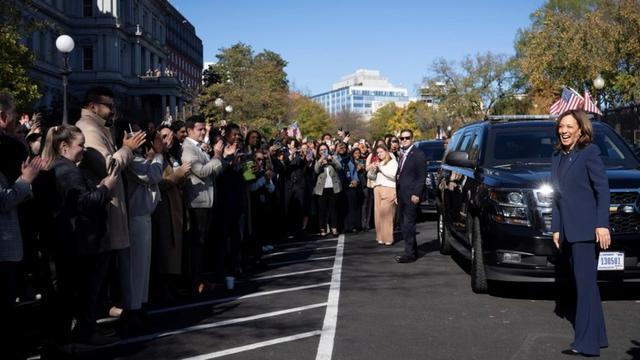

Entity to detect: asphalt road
[44,218,640,360]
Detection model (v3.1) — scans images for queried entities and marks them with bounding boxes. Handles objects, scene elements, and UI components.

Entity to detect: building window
[82,46,94,71]
[83,0,93,17]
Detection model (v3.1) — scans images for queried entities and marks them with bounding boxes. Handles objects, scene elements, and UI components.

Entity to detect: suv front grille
[541,191,640,234]
[610,192,639,205]
[610,191,640,234]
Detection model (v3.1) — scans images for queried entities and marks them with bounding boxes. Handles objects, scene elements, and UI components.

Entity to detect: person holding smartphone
[313,143,342,236]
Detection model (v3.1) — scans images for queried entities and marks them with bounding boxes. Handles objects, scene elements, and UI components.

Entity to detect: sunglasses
[399,136,412,141]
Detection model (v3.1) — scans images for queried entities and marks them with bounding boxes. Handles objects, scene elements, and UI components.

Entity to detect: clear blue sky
[170,0,546,96]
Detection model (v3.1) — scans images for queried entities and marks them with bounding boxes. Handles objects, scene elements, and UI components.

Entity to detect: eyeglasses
[399,136,412,141]
[391,139,399,143]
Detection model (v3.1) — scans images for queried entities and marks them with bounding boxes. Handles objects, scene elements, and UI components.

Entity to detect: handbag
[366,168,378,180]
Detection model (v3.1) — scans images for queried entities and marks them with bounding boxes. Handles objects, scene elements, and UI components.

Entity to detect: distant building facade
[20,0,202,123]
[311,69,410,120]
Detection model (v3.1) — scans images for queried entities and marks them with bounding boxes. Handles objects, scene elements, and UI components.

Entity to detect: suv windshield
[484,123,640,169]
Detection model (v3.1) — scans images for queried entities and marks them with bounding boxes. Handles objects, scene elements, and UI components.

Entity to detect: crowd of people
[0,86,428,357]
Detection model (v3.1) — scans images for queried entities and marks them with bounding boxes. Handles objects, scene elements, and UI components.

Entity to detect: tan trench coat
[76,109,133,251]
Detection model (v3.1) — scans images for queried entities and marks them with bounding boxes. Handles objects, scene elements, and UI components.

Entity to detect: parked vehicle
[436,116,640,293]
[415,140,446,213]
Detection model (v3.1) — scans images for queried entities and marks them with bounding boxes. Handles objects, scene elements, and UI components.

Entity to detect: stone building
[20,0,202,124]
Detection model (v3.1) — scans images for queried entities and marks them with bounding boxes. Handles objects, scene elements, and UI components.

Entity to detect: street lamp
[214,98,233,123]
[593,74,605,111]
[56,34,75,124]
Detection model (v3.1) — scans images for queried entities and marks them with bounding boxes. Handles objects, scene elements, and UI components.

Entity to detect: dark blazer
[551,143,610,243]
[50,157,112,256]
[396,145,427,205]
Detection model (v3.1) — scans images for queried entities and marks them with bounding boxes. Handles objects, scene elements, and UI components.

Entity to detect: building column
[169,95,177,121]
[144,47,151,73]
[161,95,167,123]
[151,53,157,70]
[134,42,141,76]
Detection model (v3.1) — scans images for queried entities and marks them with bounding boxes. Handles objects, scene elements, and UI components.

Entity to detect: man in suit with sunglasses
[395,129,427,263]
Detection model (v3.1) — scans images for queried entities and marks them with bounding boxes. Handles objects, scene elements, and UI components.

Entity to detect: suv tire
[437,211,451,255]
[470,216,488,293]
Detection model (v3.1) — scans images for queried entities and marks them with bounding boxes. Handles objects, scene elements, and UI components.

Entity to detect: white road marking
[146,283,330,315]
[315,234,345,360]
[249,268,333,281]
[275,237,339,248]
[181,330,322,360]
[262,246,338,258]
[267,256,336,267]
[120,303,327,345]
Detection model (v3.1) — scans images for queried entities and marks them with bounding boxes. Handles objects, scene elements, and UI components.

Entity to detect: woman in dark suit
[550,109,610,356]
[42,125,118,345]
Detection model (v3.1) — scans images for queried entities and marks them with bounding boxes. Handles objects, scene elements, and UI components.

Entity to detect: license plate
[597,252,624,271]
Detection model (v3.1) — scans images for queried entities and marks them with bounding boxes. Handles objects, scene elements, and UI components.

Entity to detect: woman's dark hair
[555,109,593,151]
[317,143,330,160]
[245,130,262,148]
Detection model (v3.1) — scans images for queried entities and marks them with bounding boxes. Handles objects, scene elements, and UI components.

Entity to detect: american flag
[549,87,584,115]
[583,89,603,115]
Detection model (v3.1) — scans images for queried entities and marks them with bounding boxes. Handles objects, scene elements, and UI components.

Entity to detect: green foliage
[369,102,399,140]
[286,94,334,140]
[515,0,640,108]
[0,1,40,111]
[423,52,521,123]
[199,43,289,135]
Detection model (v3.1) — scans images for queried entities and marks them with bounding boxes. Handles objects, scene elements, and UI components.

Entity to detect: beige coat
[76,109,133,251]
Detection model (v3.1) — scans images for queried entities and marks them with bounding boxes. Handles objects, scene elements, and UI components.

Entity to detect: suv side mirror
[445,151,477,168]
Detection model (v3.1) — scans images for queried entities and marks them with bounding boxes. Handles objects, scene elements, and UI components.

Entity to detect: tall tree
[200,43,289,135]
[369,102,400,140]
[285,93,334,140]
[422,52,519,122]
[515,0,640,108]
[333,110,368,140]
[0,0,41,111]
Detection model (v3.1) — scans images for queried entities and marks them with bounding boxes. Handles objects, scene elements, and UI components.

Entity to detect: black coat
[50,157,112,256]
[396,146,427,205]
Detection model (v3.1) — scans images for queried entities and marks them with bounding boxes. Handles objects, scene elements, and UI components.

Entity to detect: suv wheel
[437,211,451,255]
[470,216,488,293]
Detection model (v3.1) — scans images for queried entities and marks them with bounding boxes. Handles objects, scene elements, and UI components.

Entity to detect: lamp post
[594,74,605,111]
[56,34,75,124]
[214,98,233,123]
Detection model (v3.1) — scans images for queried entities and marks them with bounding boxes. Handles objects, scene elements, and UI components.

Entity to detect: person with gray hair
[0,92,45,358]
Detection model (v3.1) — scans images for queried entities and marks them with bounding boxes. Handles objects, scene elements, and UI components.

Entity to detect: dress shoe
[561,349,598,357]
[395,255,416,263]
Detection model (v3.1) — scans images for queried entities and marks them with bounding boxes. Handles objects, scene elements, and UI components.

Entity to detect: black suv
[436,116,640,293]
[415,140,446,213]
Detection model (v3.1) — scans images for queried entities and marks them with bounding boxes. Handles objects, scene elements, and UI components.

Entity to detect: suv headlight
[489,189,530,226]
[533,184,554,207]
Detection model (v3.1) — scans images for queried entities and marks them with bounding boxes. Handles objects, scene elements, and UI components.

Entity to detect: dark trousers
[0,261,20,357]
[187,207,212,285]
[51,251,111,341]
[569,241,608,355]
[361,187,374,230]
[284,187,305,234]
[398,200,419,258]
[343,187,362,231]
[317,188,337,230]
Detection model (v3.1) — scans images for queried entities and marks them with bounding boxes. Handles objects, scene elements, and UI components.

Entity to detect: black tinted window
[485,124,640,168]
[418,144,445,161]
